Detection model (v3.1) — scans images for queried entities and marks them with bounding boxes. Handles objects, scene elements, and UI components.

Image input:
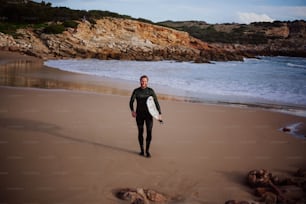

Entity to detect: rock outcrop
[226,168,306,204]
[160,20,306,58]
[0,18,245,62]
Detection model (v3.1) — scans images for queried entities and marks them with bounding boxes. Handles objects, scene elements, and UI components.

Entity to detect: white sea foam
[45,56,306,109]
[279,122,305,139]
[287,63,306,69]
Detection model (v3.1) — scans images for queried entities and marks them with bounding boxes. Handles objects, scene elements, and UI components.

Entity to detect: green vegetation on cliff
[158,20,291,45]
[0,0,133,23]
[0,0,153,35]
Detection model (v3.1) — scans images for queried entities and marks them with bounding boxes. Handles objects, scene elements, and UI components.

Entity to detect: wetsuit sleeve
[129,89,136,112]
[151,89,161,114]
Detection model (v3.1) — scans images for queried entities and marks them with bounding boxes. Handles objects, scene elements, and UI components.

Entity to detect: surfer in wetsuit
[129,75,162,158]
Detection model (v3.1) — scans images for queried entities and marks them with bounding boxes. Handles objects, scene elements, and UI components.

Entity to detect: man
[129,75,162,158]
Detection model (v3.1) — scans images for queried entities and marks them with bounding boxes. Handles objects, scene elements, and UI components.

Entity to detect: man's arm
[129,89,137,117]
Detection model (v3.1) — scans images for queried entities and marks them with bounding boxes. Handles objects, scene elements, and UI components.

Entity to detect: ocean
[45,56,306,115]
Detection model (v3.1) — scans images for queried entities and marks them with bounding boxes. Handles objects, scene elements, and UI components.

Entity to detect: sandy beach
[1,51,306,204]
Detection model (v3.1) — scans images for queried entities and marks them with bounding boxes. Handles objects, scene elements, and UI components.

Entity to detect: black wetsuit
[129,87,161,155]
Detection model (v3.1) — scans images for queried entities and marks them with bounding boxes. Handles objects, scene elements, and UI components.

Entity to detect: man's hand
[131,111,137,118]
[158,114,163,124]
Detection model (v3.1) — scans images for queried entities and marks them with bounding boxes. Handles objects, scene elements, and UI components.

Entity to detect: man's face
[140,77,148,89]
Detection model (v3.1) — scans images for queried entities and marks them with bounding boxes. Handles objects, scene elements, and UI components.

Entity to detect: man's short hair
[140,75,149,81]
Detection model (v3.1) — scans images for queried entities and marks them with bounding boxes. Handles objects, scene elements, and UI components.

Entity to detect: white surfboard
[146,96,163,123]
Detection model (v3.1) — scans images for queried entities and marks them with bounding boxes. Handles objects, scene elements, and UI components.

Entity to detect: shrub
[43,23,65,34]
[0,22,28,36]
[63,20,79,28]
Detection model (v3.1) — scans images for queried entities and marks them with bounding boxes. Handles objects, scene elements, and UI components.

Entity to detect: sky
[34,0,306,24]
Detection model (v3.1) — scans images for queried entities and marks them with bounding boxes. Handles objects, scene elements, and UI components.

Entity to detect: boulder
[114,187,169,204]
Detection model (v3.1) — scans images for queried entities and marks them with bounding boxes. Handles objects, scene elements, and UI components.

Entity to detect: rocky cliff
[213,21,306,57]
[1,0,305,62]
[0,18,244,62]
[159,20,306,58]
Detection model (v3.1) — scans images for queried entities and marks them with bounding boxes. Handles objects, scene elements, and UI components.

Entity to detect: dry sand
[1,51,306,204]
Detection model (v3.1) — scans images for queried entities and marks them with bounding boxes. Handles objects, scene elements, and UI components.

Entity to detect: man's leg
[145,116,153,157]
[136,116,145,155]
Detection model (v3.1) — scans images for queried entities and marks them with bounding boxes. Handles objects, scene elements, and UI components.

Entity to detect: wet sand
[1,51,306,203]
[0,51,135,95]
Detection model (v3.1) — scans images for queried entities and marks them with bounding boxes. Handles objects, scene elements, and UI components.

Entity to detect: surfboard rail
[146,96,163,123]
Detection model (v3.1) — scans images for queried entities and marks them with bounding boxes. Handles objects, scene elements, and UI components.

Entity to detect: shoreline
[1,51,306,119]
[1,50,306,115]
[43,56,306,118]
